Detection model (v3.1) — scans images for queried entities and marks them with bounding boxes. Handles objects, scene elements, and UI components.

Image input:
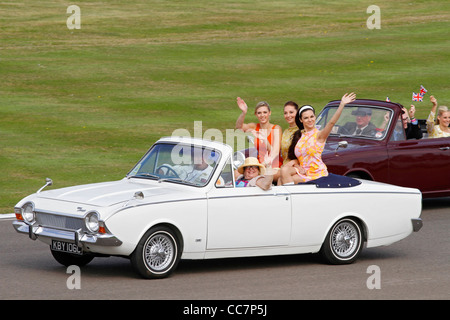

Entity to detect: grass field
[1,0,449,213]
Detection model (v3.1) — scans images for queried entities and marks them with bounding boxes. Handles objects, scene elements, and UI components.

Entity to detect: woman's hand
[340,92,356,106]
[251,128,268,142]
[260,150,273,169]
[409,105,416,119]
[295,164,306,175]
[237,97,248,114]
[318,92,356,143]
[430,95,437,106]
[284,159,299,167]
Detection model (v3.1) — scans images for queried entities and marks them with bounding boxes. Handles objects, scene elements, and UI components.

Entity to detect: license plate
[51,240,83,255]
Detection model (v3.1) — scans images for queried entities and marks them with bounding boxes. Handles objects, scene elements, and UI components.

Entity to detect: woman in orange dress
[279,93,356,184]
[235,97,283,180]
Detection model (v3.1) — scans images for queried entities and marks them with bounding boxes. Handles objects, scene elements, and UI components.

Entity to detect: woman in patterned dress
[279,93,356,185]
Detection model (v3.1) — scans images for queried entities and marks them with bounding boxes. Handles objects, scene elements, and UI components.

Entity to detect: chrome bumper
[411,218,423,232]
[13,221,122,247]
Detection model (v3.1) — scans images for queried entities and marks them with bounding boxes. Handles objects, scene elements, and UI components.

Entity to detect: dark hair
[287,105,315,161]
[284,101,299,109]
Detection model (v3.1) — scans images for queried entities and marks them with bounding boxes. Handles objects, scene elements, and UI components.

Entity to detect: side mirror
[123,191,144,207]
[37,178,53,193]
[335,141,348,155]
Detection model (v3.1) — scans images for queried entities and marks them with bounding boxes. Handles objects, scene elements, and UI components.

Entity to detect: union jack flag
[386,97,390,102]
[419,85,427,96]
[412,92,423,102]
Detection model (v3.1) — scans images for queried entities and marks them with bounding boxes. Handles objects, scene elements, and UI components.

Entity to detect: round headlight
[22,202,35,224]
[85,211,100,233]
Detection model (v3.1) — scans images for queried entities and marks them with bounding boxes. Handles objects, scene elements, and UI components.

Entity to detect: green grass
[1,0,449,213]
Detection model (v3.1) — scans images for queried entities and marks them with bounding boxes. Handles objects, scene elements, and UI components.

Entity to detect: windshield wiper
[129,173,160,180]
[158,177,198,186]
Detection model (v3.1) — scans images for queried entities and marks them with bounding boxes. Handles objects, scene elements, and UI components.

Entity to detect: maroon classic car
[316,99,450,198]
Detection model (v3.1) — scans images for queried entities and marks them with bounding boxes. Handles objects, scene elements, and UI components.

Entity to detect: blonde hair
[255,101,271,113]
[436,105,449,124]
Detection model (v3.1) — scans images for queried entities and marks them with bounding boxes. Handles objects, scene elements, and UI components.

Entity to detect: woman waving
[235,97,283,172]
[280,92,356,185]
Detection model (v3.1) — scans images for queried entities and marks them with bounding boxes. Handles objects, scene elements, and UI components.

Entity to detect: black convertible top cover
[299,173,362,188]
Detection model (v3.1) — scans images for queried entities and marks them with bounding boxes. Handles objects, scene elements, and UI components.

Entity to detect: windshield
[316,105,393,140]
[127,143,220,187]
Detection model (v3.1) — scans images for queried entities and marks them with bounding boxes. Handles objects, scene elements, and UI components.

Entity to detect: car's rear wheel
[50,249,94,267]
[131,226,181,279]
[320,218,363,264]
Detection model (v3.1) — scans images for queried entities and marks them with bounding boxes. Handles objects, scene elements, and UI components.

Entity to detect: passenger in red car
[402,106,423,140]
[279,93,356,185]
[379,105,423,140]
[426,96,450,138]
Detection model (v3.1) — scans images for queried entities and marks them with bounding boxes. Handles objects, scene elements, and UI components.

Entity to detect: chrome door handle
[439,146,450,150]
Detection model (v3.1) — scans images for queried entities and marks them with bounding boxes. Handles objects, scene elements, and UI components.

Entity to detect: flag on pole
[412,92,423,102]
[419,85,427,96]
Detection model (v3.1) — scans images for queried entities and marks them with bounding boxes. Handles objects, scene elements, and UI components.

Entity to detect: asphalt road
[1,197,449,301]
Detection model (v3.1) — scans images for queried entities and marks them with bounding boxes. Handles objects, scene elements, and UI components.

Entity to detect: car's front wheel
[131,226,181,279]
[320,218,363,264]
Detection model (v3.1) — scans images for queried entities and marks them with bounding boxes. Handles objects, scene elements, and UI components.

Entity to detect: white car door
[206,185,292,249]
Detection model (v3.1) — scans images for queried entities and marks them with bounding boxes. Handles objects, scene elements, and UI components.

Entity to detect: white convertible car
[13,136,423,279]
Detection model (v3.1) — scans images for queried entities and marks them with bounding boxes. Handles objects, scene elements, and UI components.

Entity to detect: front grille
[35,211,86,232]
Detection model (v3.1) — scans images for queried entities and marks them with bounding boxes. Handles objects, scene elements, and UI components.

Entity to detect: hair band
[299,105,314,115]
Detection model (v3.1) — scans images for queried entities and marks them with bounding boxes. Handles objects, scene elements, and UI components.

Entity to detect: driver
[168,149,214,185]
[183,151,213,184]
[339,107,377,136]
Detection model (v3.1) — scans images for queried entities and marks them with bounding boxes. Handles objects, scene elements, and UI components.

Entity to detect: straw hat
[237,157,266,175]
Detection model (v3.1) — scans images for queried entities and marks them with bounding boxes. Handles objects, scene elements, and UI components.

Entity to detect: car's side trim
[207,194,280,200]
[111,197,207,216]
[209,190,420,199]
[287,190,421,196]
[112,189,420,205]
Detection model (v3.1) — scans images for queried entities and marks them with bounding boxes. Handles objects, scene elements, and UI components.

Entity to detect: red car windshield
[316,106,393,140]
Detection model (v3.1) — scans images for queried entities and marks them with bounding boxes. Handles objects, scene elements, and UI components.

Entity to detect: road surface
[1,197,448,301]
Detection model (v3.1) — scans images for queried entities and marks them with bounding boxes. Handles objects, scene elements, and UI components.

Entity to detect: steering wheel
[337,125,351,135]
[155,165,180,178]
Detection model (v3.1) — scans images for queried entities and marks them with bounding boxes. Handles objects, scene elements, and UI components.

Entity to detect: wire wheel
[143,232,175,272]
[131,226,181,279]
[321,218,363,264]
[331,221,360,258]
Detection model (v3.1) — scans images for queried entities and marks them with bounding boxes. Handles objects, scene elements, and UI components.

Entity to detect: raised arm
[426,95,438,133]
[408,105,416,122]
[235,97,256,132]
[429,95,438,115]
[317,92,356,143]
